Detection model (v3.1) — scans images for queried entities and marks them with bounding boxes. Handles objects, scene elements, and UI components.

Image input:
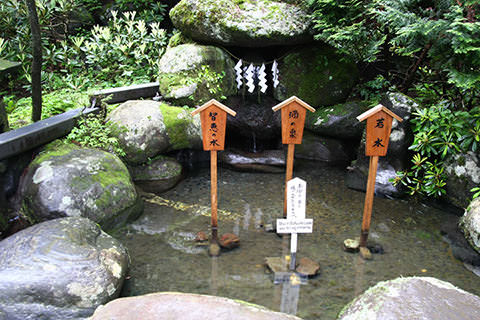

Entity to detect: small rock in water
[209,243,221,257]
[219,233,240,250]
[344,238,360,253]
[359,247,373,260]
[264,223,275,233]
[195,231,208,242]
[368,243,384,254]
[265,257,288,273]
[296,257,320,277]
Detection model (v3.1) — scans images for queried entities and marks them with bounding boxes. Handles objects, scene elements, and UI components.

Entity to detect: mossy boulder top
[18,141,142,230]
[0,217,129,320]
[445,151,480,208]
[129,156,183,194]
[170,0,313,47]
[338,277,480,320]
[108,100,202,163]
[273,45,359,107]
[460,197,480,254]
[158,44,236,107]
[90,292,302,319]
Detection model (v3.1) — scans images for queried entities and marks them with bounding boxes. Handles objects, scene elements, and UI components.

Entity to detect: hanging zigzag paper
[235,59,243,89]
[245,64,255,93]
[258,63,267,93]
[272,60,279,88]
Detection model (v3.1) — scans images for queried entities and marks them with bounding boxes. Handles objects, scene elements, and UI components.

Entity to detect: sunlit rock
[460,198,480,254]
[273,45,358,107]
[445,152,480,208]
[158,44,236,107]
[338,277,480,320]
[90,292,302,319]
[170,0,313,47]
[17,141,142,230]
[0,217,128,320]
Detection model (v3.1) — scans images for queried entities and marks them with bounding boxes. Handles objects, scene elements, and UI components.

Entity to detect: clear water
[115,160,480,319]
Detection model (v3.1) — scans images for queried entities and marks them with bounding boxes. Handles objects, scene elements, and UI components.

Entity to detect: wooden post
[191,99,236,255]
[356,105,402,251]
[272,96,315,218]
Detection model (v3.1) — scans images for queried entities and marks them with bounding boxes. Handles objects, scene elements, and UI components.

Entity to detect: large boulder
[274,45,358,107]
[295,131,353,165]
[129,156,183,194]
[0,217,129,320]
[338,277,480,320]
[17,141,142,230]
[445,152,480,208]
[169,0,313,47]
[345,93,418,197]
[460,198,480,254]
[158,44,236,107]
[305,101,371,140]
[108,101,202,164]
[91,292,302,320]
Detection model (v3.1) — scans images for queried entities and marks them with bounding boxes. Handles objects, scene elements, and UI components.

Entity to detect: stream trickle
[115,160,480,320]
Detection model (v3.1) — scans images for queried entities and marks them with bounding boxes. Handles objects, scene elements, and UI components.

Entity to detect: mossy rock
[159,103,202,150]
[17,140,143,231]
[274,45,358,107]
[460,198,480,254]
[170,0,313,47]
[129,156,183,194]
[158,44,236,107]
[445,152,480,209]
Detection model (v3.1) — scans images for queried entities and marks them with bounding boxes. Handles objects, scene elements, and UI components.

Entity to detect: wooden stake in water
[272,96,315,218]
[191,100,236,256]
[356,105,402,249]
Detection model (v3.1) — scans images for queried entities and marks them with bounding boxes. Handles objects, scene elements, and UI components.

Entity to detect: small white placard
[287,178,306,220]
[276,219,313,234]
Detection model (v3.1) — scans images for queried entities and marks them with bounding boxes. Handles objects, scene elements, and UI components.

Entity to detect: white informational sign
[276,178,313,255]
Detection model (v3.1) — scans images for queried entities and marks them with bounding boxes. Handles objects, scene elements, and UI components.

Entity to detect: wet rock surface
[338,277,480,320]
[90,292,302,319]
[296,257,320,277]
[0,217,128,320]
[445,152,480,208]
[442,213,480,266]
[17,141,142,230]
[460,198,480,255]
[170,0,313,47]
[158,44,236,106]
[219,232,240,249]
[107,100,169,164]
[129,156,183,194]
[219,149,285,173]
[295,131,353,165]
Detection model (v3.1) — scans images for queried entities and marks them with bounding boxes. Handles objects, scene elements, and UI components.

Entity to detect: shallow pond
[115,160,480,319]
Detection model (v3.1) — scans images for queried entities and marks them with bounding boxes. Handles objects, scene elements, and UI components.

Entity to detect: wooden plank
[284,144,295,217]
[280,101,307,145]
[272,96,315,113]
[357,104,402,122]
[191,99,236,117]
[211,150,218,229]
[365,110,393,157]
[359,155,379,247]
[200,105,228,151]
[89,82,160,105]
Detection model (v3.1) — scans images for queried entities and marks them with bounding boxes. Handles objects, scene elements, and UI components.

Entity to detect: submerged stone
[338,277,480,320]
[90,292,302,319]
[219,232,240,249]
[18,141,142,230]
[0,217,128,320]
[170,0,313,47]
[296,257,320,277]
[344,238,360,253]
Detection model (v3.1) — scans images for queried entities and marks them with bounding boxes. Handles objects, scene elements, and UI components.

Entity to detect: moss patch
[159,104,196,150]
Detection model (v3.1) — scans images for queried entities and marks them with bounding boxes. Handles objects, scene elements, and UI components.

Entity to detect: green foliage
[392,104,480,197]
[65,113,126,157]
[471,187,480,199]
[110,0,167,24]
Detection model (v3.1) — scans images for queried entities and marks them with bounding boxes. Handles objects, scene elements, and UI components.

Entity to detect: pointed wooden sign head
[272,96,316,145]
[191,99,236,151]
[357,104,403,157]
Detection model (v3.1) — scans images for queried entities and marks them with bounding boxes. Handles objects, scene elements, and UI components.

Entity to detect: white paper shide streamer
[272,60,279,88]
[258,63,267,93]
[235,59,243,89]
[245,64,255,93]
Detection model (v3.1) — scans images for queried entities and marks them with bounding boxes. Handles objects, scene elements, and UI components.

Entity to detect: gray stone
[129,156,183,194]
[265,257,288,273]
[158,44,236,107]
[338,277,480,320]
[296,257,320,276]
[17,141,142,230]
[345,93,418,197]
[295,131,353,165]
[274,45,358,107]
[305,101,370,140]
[91,292,302,320]
[170,0,313,47]
[219,149,285,173]
[445,152,480,208]
[107,100,169,164]
[0,217,129,320]
[460,198,480,254]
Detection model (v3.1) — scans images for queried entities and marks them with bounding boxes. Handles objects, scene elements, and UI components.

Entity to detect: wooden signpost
[276,178,313,270]
[191,99,236,256]
[272,96,315,217]
[356,104,402,252]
